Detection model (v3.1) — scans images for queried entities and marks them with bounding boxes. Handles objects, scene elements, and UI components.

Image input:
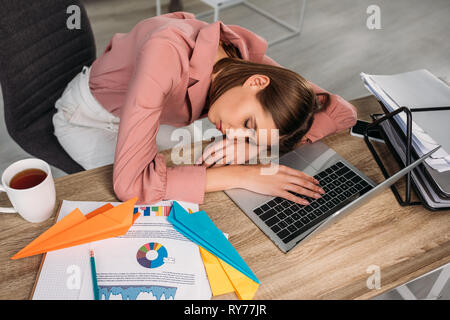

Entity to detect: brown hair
[208,56,330,153]
[220,41,242,59]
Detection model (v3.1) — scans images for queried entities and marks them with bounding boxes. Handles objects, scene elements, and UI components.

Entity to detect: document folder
[364,100,450,210]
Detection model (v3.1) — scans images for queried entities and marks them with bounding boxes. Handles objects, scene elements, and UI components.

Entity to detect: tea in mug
[9,168,47,190]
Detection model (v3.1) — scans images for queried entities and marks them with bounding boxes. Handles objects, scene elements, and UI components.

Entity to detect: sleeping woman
[52,12,357,206]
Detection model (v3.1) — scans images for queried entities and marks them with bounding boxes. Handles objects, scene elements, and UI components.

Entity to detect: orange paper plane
[11,197,139,260]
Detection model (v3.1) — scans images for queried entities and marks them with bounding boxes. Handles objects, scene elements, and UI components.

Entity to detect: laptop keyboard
[252,161,373,244]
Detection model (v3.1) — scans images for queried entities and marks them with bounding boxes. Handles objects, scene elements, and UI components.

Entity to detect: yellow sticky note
[218,258,260,300]
[199,246,259,300]
[199,247,235,296]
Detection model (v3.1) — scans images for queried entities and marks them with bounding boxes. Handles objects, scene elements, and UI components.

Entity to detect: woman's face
[207,75,277,145]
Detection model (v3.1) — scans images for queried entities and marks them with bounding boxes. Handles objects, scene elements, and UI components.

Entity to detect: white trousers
[52,66,213,171]
[52,66,122,170]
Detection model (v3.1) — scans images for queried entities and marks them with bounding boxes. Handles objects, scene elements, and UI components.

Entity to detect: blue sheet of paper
[168,201,260,284]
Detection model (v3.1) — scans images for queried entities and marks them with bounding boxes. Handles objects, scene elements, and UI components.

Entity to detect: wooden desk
[1,96,449,300]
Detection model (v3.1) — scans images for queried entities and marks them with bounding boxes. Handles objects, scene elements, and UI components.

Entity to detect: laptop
[224,141,440,253]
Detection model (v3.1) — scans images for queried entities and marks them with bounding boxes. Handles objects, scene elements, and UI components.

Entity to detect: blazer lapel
[186,22,221,123]
[186,77,207,123]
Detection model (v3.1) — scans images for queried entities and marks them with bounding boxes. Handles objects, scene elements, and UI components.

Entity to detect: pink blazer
[88,12,357,205]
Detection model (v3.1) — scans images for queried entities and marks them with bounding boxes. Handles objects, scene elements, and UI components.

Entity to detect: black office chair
[0,0,96,174]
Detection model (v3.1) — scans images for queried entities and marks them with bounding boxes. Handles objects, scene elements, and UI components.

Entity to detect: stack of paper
[26,199,211,300]
[361,69,450,172]
[17,198,259,300]
[376,116,450,209]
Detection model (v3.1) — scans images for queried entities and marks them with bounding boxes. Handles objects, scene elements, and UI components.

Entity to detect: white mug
[0,158,56,223]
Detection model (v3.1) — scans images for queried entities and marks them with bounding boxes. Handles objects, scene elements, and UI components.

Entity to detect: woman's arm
[303,82,357,143]
[205,166,244,192]
[113,38,206,204]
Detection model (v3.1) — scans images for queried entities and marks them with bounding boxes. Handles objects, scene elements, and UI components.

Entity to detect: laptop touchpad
[278,152,317,176]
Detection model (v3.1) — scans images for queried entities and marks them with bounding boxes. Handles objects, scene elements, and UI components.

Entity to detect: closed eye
[245,118,258,131]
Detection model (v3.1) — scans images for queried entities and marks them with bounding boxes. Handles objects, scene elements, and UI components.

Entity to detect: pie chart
[136,242,168,269]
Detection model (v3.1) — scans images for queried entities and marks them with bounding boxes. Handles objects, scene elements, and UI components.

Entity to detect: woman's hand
[236,163,325,205]
[196,135,260,168]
